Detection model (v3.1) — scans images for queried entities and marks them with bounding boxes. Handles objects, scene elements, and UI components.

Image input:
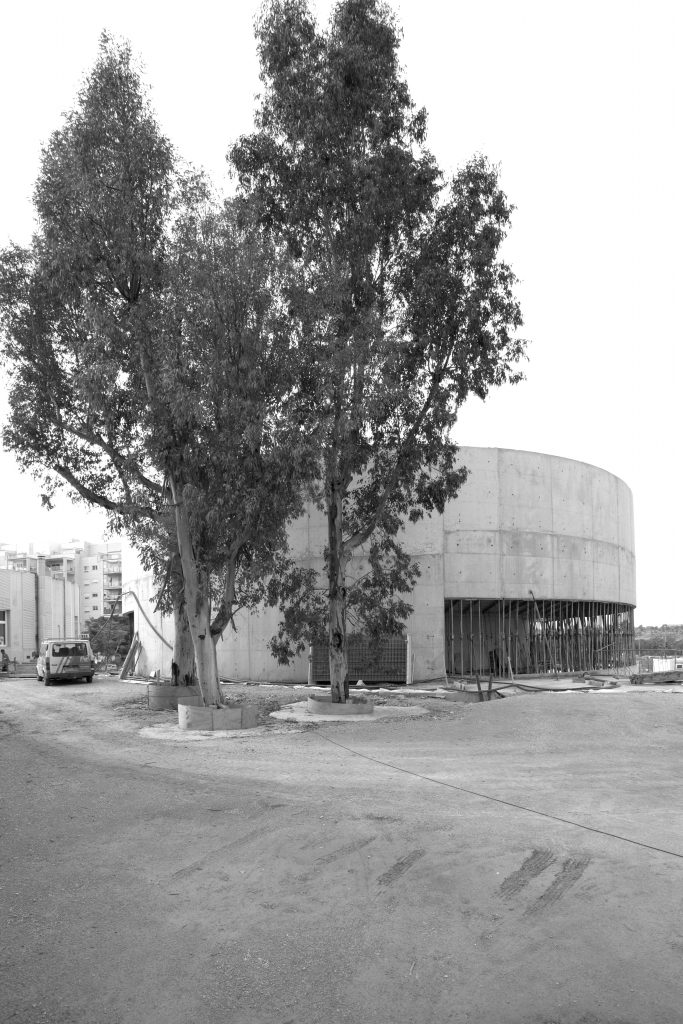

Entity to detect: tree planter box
[178,704,259,731]
[307,694,374,716]
[147,684,202,711]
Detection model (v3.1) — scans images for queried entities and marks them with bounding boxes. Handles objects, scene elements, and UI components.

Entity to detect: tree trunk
[328,481,349,703]
[171,591,195,686]
[170,551,196,686]
[169,476,222,706]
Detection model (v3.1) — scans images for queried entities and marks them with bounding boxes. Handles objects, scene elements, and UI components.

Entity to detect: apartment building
[46,540,123,623]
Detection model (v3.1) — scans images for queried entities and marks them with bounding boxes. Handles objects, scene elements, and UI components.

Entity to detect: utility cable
[317,732,683,862]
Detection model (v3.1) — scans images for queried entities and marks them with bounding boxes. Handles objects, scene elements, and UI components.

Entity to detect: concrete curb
[178,704,259,731]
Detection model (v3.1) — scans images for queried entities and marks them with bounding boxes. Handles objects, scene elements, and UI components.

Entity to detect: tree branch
[53,463,159,520]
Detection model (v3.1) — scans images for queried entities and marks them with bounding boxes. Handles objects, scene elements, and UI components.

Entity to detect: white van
[36,638,95,685]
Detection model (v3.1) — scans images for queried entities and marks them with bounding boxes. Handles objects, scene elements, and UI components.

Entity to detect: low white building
[0,566,80,663]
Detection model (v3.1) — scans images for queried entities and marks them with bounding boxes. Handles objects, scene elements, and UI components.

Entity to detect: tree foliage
[232,0,526,699]
[0,33,318,704]
[86,615,133,660]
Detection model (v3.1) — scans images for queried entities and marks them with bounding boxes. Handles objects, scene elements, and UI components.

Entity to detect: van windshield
[51,643,88,657]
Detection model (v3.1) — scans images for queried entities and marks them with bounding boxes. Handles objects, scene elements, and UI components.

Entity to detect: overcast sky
[1,0,680,624]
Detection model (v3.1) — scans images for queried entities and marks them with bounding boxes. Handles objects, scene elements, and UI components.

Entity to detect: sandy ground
[1,674,683,1024]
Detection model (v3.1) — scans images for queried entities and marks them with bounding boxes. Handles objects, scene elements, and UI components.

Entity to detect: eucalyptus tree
[232,0,526,700]
[1,33,316,704]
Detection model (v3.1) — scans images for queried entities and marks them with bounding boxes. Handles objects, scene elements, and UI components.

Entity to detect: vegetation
[0,35,318,705]
[232,0,525,699]
[86,615,132,661]
[635,624,683,656]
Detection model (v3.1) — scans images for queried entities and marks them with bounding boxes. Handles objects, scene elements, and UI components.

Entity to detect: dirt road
[2,675,683,1024]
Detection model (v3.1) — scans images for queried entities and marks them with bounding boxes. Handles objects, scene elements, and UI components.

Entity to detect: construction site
[444,597,635,678]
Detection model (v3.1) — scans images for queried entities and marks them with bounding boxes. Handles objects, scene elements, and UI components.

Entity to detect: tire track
[315,835,376,866]
[498,848,556,898]
[170,824,280,878]
[525,855,591,915]
[377,848,425,887]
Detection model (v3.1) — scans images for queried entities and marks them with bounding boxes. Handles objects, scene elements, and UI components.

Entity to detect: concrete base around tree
[178,703,259,731]
[147,684,202,710]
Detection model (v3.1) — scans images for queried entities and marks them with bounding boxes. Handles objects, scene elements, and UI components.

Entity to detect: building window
[0,611,7,646]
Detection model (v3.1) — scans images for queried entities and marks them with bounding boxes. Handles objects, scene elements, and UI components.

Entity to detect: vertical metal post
[469,599,473,676]
[459,600,463,675]
[449,599,454,676]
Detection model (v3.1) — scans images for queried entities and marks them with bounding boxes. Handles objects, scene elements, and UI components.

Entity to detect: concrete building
[123,447,636,683]
[0,564,80,663]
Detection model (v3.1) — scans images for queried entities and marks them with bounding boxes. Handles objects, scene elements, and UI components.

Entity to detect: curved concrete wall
[124,448,636,683]
[442,447,635,604]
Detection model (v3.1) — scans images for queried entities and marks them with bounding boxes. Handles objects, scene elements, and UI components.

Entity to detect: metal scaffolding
[444,598,635,677]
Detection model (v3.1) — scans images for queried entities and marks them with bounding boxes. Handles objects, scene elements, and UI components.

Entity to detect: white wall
[38,575,80,645]
[0,568,79,660]
[121,558,174,678]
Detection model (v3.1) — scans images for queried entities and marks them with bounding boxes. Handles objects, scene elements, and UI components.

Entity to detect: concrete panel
[499,555,555,597]
[617,479,635,551]
[411,553,444,588]
[498,451,554,533]
[591,471,620,544]
[444,449,499,531]
[618,549,637,605]
[501,531,554,558]
[218,601,310,684]
[591,560,620,597]
[444,552,501,596]
[551,536,593,561]
[445,530,499,555]
[551,458,594,536]
[551,558,594,601]
[447,498,499,532]
[592,540,621,569]
[402,511,444,556]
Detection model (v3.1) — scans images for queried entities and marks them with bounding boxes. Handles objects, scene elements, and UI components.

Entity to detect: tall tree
[1,33,316,705]
[232,0,526,700]
[0,35,195,686]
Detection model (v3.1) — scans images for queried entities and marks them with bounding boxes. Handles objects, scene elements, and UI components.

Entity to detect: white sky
[1,0,680,624]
